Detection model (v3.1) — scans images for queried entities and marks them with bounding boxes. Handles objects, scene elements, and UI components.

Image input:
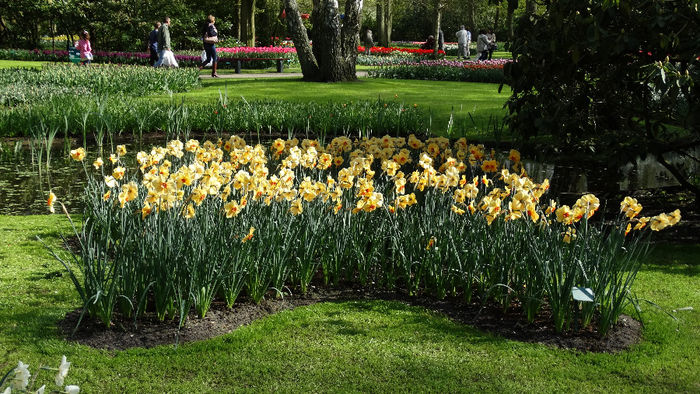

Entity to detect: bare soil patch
[59,286,641,353]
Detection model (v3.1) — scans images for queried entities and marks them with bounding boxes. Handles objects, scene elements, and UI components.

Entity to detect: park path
[200,71,369,79]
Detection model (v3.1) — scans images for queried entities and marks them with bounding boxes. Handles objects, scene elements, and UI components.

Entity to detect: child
[75,30,93,65]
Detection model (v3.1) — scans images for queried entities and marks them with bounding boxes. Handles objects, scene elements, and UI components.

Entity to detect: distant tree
[505,0,700,200]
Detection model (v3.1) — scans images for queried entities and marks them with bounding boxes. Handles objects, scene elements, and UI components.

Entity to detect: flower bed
[52,135,680,336]
[368,59,510,83]
[0,48,299,68]
[358,46,446,56]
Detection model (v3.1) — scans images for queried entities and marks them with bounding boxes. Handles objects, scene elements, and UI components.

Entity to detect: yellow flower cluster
[619,197,681,233]
[67,135,680,243]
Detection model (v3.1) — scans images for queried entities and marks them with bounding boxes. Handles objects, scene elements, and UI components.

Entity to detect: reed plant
[50,136,681,336]
[0,96,426,140]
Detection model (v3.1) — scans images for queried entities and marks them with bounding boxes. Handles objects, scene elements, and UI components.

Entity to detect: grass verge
[177,77,509,135]
[0,215,698,392]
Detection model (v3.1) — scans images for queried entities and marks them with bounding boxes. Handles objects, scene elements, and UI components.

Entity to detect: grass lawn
[1,215,698,392]
[0,59,509,136]
[0,60,47,69]
[177,77,509,135]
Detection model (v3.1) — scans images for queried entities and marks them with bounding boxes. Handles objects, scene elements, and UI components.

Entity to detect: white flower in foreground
[3,386,11,394]
[11,361,30,390]
[36,384,46,394]
[55,355,71,386]
[65,385,80,394]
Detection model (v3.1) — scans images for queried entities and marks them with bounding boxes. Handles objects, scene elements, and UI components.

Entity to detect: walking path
[200,71,369,79]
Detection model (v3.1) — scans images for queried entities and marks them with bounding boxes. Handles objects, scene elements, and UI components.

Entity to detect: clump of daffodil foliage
[49,134,680,336]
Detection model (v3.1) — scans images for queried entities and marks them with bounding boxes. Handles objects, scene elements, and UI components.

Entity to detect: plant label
[572,287,594,302]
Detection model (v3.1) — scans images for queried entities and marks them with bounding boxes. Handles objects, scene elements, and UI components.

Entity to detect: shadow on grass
[323,300,506,347]
[641,244,700,277]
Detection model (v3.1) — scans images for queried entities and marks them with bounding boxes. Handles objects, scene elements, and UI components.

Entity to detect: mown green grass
[177,77,509,135]
[0,59,509,136]
[1,215,698,392]
[0,60,47,69]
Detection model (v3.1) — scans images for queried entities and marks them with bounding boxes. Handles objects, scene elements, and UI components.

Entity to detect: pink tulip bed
[368,58,511,83]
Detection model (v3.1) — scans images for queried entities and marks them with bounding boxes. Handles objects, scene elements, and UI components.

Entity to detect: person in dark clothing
[200,15,219,77]
[148,22,161,66]
[420,35,436,50]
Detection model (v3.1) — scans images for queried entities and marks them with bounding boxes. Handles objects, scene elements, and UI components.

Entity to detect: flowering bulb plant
[50,135,680,336]
[0,356,78,394]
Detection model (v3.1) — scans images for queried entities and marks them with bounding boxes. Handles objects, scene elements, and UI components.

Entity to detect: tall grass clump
[0,97,425,139]
[50,136,681,336]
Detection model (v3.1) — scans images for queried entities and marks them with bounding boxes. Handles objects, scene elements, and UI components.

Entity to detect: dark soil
[59,286,641,353]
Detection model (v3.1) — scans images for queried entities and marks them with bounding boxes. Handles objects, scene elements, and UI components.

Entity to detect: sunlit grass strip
[53,136,680,336]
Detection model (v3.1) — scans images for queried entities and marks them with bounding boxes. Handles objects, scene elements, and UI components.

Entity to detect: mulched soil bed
[59,286,641,353]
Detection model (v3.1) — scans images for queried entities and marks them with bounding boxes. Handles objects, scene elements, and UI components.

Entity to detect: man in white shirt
[456,25,471,59]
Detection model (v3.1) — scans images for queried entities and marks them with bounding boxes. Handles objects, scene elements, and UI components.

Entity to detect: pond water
[0,138,697,216]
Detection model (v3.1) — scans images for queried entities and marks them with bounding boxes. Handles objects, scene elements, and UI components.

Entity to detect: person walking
[456,25,471,59]
[200,15,219,77]
[486,29,497,60]
[476,29,491,61]
[363,29,374,55]
[155,17,178,67]
[148,22,160,66]
[75,30,93,65]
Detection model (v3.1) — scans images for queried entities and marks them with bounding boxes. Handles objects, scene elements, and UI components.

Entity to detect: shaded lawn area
[0,214,698,392]
[175,77,509,135]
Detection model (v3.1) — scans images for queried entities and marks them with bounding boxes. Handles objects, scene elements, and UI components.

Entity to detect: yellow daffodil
[69,147,86,161]
[47,191,56,213]
[242,227,255,243]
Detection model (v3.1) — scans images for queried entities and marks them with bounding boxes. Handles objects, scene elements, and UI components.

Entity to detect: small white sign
[572,287,595,302]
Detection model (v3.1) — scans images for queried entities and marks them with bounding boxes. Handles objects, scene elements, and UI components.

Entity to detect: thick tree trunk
[285,0,362,82]
[240,0,256,47]
[284,0,319,78]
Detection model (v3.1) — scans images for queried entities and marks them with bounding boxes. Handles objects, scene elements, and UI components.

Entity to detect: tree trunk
[236,0,242,40]
[506,0,517,40]
[466,0,476,33]
[377,1,385,46]
[433,1,442,57]
[240,0,256,46]
[383,0,392,47]
[525,0,536,14]
[284,0,319,78]
[285,0,362,82]
[493,5,500,32]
